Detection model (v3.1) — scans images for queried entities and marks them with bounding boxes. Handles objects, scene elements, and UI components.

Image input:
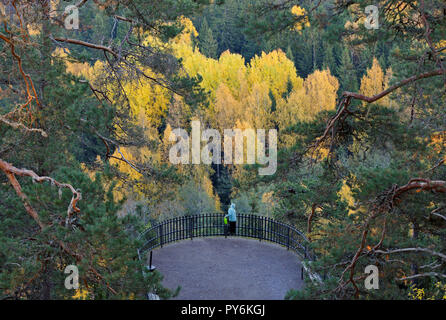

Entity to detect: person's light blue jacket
[225,203,236,222]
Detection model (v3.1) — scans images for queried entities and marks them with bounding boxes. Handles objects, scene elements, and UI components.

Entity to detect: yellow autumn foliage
[248,49,303,100]
[52,48,92,78]
[75,17,347,207]
[290,5,311,31]
[408,282,446,300]
[72,288,89,300]
[360,57,392,107]
[276,68,339,128]
[338,181,357,215]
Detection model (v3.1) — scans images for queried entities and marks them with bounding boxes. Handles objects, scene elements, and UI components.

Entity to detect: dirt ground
[147,237,304,300]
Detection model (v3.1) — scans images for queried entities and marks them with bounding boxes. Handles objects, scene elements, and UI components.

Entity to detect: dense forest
[0,0,445,300]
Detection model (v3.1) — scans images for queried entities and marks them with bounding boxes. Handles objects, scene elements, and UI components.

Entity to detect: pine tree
[198,18,218,59]
[337,47,358,94]
[286,45,295,65]
[210,163,233,211]
[322,45,337,76]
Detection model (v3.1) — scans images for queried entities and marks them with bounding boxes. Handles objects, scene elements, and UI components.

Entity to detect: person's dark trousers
[229,221,236,235]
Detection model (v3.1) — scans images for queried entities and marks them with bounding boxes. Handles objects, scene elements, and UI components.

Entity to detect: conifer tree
[337,47,358,94]
[286,45,295,66]
[198,18,218,59]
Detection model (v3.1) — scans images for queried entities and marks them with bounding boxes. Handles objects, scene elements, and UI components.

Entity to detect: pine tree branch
[0,158,118,296]
[375,247,446,262]
[419,0,445,71]
[0,115,48,137]
[337,178,446,297]
[342,69,446,103]
[1,21,41,110]
[397,272,446,281]
[52,37,118,57]
[431,211,446,221]
[312,68,446,153]
[394,178,446,198]
[0,158,81,218]
[425,158,445,173]
[307,203,322,236]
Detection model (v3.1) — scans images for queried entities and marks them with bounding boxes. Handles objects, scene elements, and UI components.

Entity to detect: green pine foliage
[198,18,218,59]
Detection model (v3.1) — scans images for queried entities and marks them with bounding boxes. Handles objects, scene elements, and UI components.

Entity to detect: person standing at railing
[225,203,236,235]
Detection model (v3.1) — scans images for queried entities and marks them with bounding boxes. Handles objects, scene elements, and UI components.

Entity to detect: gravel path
[147,237,304,300]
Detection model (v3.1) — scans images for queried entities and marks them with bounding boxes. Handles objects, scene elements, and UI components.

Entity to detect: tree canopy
[1,0,445,300]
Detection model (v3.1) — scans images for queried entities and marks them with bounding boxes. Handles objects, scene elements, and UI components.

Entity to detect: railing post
[190,216,194,240]
[287,227,290,250]
[149,251,154,271]
[248,215,251,238]
[183,216,185,240]
[159,224,163,248]
[259,217,262,241]
[167,220,170,244]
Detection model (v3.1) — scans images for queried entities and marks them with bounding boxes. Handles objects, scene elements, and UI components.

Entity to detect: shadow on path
[148,237,304,300]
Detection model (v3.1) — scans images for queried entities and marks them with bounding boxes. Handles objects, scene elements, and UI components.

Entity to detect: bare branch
[425,158,445,173]
[375,247,446,262]
[432,211,446,221]
[52,36,118,57]
[397,272,446,281]
[0,115,47,137]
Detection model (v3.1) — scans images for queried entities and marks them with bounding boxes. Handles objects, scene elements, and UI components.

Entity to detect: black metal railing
[138,214,312,259]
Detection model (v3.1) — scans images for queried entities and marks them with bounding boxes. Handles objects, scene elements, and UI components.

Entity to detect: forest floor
[148,237,304,300]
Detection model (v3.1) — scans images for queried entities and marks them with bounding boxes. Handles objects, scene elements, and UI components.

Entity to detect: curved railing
[138,214,313,259]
